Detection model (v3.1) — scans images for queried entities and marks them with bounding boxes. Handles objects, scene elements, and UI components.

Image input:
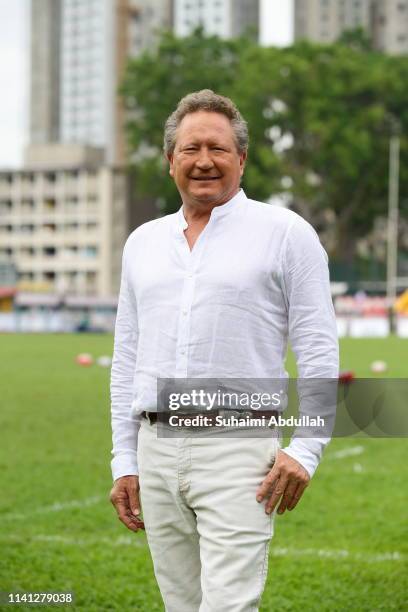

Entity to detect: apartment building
[0,145,131,297]
[373,0,408,53]
[294,0,408,54]
[173,0,259,39]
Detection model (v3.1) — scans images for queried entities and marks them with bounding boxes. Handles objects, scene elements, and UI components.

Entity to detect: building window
[66,196,79,206]
[43,271,56,282]
[83,246,98,258]
[65,222,79,231]
[42,223,56,233]
[18,271,34,281]
[44,198,56,210]
[0,200,12,213]
[21,247,35,257]
[21,199,35,211]
[43,247,57,257]
[66,246,78,256]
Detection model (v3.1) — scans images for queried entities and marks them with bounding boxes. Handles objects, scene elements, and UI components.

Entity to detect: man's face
[167,111,247,208]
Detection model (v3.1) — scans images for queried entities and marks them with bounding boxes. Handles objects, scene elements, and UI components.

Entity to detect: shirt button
[180,349,186,355]
[182,310,188,316]
[188,272,194,278]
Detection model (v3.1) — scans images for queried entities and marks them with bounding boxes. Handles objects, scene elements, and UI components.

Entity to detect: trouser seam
[252,520,272,611]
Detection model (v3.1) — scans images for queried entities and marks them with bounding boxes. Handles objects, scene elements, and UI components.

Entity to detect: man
[110,90,339,611]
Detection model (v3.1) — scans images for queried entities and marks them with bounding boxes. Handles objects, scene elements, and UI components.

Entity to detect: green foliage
[336,26,374,52]
[120,30,407,258]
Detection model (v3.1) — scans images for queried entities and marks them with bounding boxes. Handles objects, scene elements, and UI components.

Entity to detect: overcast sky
[0,0,293,168]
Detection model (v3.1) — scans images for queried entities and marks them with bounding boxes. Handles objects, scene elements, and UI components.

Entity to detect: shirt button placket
[175,267,195,377]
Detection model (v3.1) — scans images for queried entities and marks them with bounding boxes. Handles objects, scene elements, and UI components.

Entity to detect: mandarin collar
[176,189,247,231]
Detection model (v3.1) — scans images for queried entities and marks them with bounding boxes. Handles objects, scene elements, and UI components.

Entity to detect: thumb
[256,462,280,500]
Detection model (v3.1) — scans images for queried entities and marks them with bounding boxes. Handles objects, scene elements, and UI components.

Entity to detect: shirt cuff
[281,438,327,479]
[111,452,139,482]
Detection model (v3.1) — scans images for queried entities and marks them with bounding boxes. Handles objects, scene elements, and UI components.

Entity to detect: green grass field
[0,335,407,611]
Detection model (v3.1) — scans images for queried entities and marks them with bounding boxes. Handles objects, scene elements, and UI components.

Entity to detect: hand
[256,450,310,515]
[109,475,145,532]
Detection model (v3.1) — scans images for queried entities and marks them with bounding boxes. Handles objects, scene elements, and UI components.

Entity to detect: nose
[195,148,214,169]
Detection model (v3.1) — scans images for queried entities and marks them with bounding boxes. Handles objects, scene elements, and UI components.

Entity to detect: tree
[237,40,408,260]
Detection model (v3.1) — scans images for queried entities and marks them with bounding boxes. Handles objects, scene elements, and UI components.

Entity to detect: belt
[141,409,279,427]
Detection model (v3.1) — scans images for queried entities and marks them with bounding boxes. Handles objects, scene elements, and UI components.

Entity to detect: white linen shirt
[110,189,339,481]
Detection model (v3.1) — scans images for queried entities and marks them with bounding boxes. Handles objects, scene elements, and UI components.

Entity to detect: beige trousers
[137,418,280,612]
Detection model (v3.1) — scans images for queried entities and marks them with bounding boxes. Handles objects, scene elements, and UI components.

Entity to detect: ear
[239,151,247,177]
[166,152,174,178]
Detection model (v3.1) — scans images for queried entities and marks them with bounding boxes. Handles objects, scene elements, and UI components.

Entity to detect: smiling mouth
[191,177,221,181]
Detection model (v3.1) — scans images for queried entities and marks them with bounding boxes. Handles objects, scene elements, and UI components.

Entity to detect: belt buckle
[145,411,156,425]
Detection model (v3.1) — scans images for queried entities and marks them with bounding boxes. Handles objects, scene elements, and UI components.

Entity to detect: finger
[265,477,288,515]
[256,466,280,502]
[111,492,141,532]
[126,482,141,517]
[125,510,145,530]
[287,482,308,511]
[276,481,298,515]
[113,494,139,531]
[115,500,142,532]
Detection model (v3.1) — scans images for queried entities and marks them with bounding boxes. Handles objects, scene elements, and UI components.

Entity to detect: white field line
[270,547,404,563]
[328,445,365,460]
[1,495,104,521]
[0,534,404,562]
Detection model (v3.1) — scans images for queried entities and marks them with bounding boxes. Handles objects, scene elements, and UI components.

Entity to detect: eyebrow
[180,140,230,149]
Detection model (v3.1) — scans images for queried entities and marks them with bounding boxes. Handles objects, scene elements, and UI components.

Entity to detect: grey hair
[163,89,248,156]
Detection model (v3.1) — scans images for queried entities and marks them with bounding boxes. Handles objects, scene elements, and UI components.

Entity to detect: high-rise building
[372,0,408,54]
[28,0,173,164]
[294,0,408,55]
[29,0,62,144]
[173,0,259,39]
